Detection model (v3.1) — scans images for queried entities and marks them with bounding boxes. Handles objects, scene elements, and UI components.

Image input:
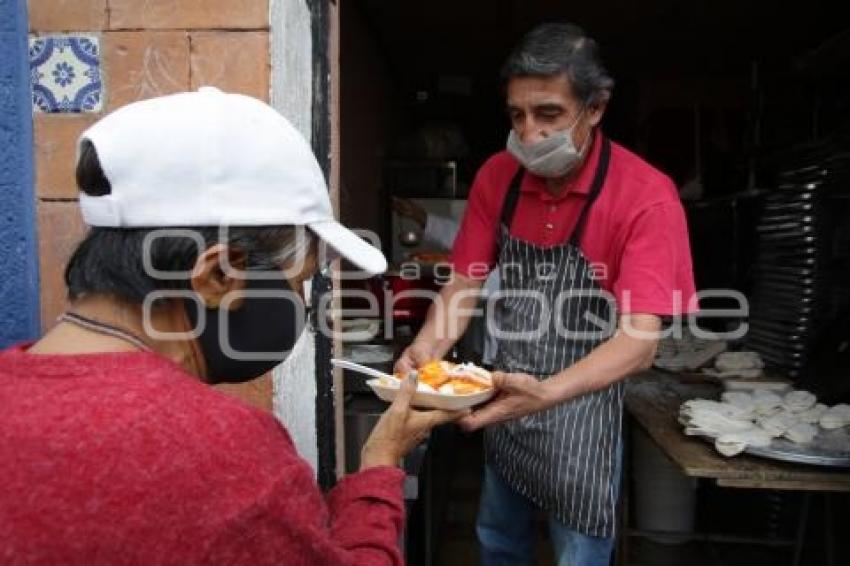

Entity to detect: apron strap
[497,135,611,245]
[568,136,611,247]
[499,165,525,230]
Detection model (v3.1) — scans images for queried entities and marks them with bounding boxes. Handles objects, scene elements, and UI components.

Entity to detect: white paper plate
[367,378,495,411]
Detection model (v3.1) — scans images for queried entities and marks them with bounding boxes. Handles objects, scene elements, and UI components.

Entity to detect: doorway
[337,2,850,564]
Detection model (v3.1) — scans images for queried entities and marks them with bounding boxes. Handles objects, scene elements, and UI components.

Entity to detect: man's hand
[458,371,552,431]
[394,341,437,376]
[457,314,662,432]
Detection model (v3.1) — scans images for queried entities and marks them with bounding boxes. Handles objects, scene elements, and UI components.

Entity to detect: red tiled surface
[29,0,108,31]
[190,31,270,101]
[102,31,191,110]
[37,202,88,330]
[108,0,269,31]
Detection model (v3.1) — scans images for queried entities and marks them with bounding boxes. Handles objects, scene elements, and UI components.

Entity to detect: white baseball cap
[77,87,387,275]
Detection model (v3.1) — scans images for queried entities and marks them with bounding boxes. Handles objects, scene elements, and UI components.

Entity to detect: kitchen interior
[337,1,850,565]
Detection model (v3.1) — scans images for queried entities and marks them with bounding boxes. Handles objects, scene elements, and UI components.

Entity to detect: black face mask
[184,276,307,384]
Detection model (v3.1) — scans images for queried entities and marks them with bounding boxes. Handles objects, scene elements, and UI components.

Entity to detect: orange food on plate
[398,360,493,395]
[418,360,451,388]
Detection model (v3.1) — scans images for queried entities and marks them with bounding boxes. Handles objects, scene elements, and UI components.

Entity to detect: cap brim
[308,220,387,276]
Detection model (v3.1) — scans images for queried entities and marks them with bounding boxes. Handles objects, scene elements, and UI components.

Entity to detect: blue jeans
[476,462,619,566]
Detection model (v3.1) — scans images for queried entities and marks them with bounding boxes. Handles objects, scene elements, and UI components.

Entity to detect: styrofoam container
[367,378,495,411]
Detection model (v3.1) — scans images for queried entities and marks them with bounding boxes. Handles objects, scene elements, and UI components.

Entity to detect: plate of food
[332,358,495,410]
[678,391,850,467]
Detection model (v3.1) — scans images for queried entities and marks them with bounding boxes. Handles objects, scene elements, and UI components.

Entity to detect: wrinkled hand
[361,375,469,470]
[458,371,552,431]
[393,341,435,376]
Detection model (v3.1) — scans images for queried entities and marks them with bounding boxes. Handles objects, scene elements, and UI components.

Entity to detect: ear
[190,244,247,310]
[587,93,610,128]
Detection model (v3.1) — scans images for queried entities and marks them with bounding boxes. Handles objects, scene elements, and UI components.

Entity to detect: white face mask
[506,111,588,178]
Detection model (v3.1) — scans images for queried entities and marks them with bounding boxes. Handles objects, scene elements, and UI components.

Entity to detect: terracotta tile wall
[31,1,272,411]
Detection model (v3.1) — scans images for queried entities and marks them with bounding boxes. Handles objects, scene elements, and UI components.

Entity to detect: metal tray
[763,202,814,213]
[696,428,850,468]
[754,255,818,267]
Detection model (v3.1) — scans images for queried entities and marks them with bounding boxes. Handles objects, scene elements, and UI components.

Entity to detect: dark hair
[65,140,313,303]
[501,23,614,106]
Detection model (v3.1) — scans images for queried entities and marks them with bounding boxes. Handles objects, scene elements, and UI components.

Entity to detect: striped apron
[485,137,624,538]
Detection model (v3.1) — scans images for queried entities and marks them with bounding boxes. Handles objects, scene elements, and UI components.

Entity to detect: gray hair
[501,23,614,106]
[65,225,316,303]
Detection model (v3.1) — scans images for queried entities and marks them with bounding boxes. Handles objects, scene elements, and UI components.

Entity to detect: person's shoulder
[470,150,520,205]
[608,140,679,204]
[476,150,521,185]
[138,378,304,483]
[105,360,294,459]
[163,379,287,444]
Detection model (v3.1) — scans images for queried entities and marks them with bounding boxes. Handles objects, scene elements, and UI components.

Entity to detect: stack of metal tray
[745,147,850,380]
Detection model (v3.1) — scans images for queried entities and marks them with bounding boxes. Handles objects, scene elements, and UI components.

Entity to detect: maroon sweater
[0,344,404,565]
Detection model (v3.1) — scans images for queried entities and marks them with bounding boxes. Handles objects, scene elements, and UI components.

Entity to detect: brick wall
[29,0,273,410]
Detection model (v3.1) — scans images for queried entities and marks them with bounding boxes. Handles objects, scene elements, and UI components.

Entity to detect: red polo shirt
[451,132,697,315]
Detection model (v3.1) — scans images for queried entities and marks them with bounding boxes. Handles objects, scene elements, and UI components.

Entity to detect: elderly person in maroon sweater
[0,88,463,564]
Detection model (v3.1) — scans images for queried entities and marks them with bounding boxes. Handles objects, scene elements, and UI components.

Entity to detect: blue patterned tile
[29,34,103,114]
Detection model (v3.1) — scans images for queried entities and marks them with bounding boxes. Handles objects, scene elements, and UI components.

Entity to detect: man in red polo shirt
[396,23,696,564]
